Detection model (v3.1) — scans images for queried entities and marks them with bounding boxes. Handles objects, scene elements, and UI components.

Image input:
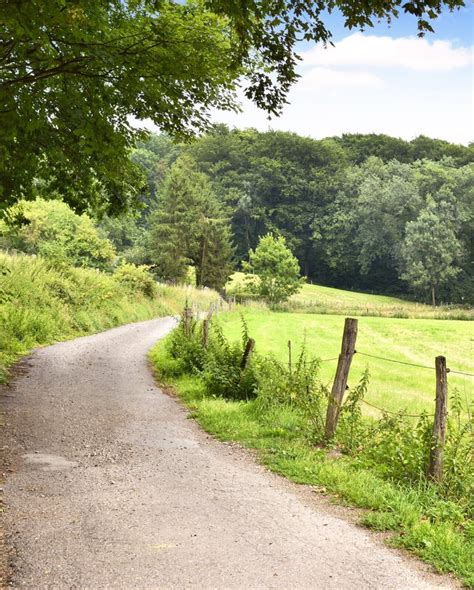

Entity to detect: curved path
[0,317,456,589]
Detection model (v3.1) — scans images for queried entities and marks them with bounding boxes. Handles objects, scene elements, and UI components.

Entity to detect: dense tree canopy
[126,128,473,304]
[1,0,466,212]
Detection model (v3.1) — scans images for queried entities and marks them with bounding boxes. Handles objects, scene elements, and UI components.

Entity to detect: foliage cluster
[166,314,258,401]
[151,321,474,584]
[113,262,158,298]
[242,234,303,305]
[1,1,463,213]
[0,198,116,270]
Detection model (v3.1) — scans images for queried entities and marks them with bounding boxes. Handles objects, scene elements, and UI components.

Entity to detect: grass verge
[149,336,474,587]
[0,252,218,382]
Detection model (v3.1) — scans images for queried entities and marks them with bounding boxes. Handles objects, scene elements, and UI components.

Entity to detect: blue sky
[316,4,473,44]
[212,6,473,144]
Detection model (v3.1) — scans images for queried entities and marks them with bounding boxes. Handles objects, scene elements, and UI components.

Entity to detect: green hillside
[227,273,474,320]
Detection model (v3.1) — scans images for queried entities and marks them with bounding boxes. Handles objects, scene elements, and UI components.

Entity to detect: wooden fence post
[202,318,209,348]
[428,356,448,482]
[241,338,255,370]
[183,307,193,337]
[207,304,214,322]
[288,340,292,376]
[324,317,358,440]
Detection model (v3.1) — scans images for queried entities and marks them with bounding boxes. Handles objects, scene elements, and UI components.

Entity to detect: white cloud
[303,33,472,72]
[132,33,473,145]
[298,67,383,90]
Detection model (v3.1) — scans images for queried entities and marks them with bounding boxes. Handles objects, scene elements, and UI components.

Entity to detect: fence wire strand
[355,351,436,370]
[354,351,474,378]
[360,399,424,418]
[448,369,474,377]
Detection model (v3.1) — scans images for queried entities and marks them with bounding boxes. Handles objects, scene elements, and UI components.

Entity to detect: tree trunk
[198,234,207,287]
[304,259,309,279]
[431,284,436,307]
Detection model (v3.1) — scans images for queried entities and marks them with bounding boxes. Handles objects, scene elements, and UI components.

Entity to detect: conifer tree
[148,156,233,289]
[148,156,203,282]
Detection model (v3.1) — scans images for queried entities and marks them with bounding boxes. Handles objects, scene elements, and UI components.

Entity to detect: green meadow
[226,273,474,320]
[216,308,474,416]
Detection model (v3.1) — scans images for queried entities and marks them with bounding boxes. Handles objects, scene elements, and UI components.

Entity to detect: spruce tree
[148,156,203,283]
[196,213,234,291]
[148,155,233,289]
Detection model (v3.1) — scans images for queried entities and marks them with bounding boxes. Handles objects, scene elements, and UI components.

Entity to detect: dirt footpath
[0,317,457,589]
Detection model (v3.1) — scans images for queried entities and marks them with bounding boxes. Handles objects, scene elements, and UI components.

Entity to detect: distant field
[217,309,474,416]
[226,273,474,320]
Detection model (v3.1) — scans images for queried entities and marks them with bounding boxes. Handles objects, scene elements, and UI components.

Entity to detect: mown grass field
[226,273,474,320]
[216,308,474,416]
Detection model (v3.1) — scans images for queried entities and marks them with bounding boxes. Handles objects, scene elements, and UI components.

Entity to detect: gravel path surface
[0,317,457,589]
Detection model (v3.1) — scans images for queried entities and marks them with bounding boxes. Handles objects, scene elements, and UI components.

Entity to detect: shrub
[165,314,258,401]
[242,234,304,305]
[1,198,116,270]
[114,263,158,298]
[255,346,327,442]
[203,323,258,401]
[166,313,207,374]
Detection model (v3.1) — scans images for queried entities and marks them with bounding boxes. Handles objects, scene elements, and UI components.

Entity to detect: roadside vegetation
[150,315,473,586]
[0,251,217,383]
[0,197,220,385]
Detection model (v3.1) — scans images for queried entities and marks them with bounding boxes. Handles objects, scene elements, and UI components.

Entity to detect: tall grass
[0,252,218,381]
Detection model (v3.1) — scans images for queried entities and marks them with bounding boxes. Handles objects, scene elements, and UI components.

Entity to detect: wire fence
[308,334,473,425]
[318,350,474,377]
[194,306,472,480]
[360,398,425,418]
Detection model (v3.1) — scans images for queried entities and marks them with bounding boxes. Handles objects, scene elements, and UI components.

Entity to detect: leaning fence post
[208,304,214,322]
[288,340,292,377]
[241,338,255,370]
[324,317,358,440]
[183,307,193,337]
[202,318,210,348]
[428,355,448,482]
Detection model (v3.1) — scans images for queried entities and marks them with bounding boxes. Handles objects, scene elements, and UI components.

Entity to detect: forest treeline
[1,127,472,305]
[112,128,474,305]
